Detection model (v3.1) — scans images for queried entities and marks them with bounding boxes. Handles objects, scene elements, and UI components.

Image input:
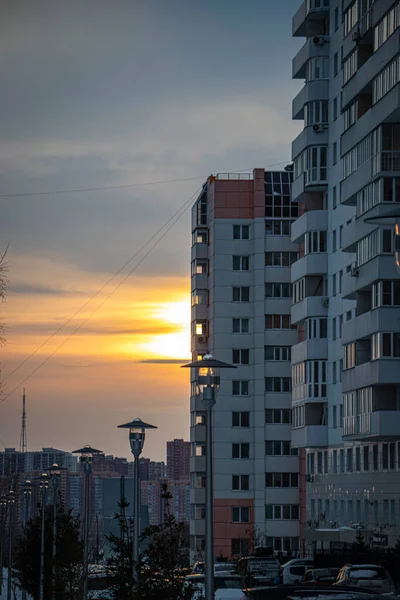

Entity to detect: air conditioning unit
[352,29,361,43]
[321,297,329,307]
[312,124,326,133]
[351,267,359,277]
[313,35,329,45]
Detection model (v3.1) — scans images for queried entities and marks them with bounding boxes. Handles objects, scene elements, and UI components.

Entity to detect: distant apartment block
[167,438,190,482]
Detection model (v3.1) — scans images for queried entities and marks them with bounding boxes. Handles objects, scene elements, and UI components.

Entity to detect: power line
[3,190,199,383]
[0,161,289,199]
[0,189,200,404]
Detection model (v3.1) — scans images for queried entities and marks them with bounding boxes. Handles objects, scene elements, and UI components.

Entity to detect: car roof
[282,558,314,567]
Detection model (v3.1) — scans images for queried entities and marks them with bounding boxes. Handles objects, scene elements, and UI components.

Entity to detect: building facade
[166,438,190,482]
[190,170,300,559]
[291,0,400,548]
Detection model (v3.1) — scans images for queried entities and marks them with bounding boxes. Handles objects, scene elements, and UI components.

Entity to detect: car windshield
[349,568,386,580]
[214,577,243,590]
[215,564,235,572]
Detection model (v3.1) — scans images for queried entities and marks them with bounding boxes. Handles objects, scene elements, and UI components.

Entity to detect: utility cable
[0,188,199,403]
[3,189,199,383]
[0,161,289,199]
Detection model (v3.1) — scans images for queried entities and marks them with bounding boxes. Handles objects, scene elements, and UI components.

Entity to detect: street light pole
[22,481,32,600]
[182,353,235,600]
[0,495,7,594]
[117,418,157,588]
[6,490,15,600]
[72,445,102,600]
[39,473,49,600]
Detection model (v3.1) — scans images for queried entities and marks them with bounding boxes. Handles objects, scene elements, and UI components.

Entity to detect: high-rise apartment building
[190,170,300,559]
[291,0,400,548]
[167,438,190,482]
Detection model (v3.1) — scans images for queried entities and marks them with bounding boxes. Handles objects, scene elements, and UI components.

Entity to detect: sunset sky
[1,0,302,460]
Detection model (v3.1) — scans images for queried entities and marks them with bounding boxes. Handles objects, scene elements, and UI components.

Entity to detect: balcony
[342,307,400,345]
[292,127,328,162]
[292,425,328,448]
[292,80,329,120]
[291,253,327,281]
[293,0,329,38]
[291,295,328,325]
[342,359,400,393]
[341,160,372,206]
[373,150,400,178]
[342,255,399,300]
[291,338,327,364]
[191,243,208,261]
[292,37,330,79]
[343,410,400,441]
[291,209,327,244]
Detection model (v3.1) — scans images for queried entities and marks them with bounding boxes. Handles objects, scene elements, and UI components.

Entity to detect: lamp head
[72,445,103,463]
[117,418,157,458]
[24,480,32,495]
[181,352,236,394]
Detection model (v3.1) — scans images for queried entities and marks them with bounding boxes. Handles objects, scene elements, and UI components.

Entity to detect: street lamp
[364,208,400,273]
[6,491,15,600]
[0,495,7,593]
[22,481,32,600]
[117,418,157,583]
[39,473,49,600]
[182,353,236,600]
[46,464,64,600]
[72,445,102,600]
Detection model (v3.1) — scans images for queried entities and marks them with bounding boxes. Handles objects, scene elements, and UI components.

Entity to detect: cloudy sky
[0,0,302,460]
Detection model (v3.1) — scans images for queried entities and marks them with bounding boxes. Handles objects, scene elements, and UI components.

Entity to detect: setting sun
[143,300,191,359]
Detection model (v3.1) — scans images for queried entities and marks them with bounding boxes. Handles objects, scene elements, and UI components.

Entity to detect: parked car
[280,558,314,584]
[333,564,396,595]
[191,562,237,575]
[300,567,340,585]
[240,583,384,600]
[237,556,280,587]
[185,573,245,599]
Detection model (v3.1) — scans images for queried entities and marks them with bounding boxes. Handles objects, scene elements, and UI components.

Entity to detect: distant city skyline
[1,0,302,460]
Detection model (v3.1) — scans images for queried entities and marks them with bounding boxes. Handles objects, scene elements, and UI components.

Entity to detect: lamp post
[39,473,49,600]
[7,490,15,600]
[364,208,400,272]
[47,464,64,600]
[72,445,102,600]
[22,481,32,600]
[117,418,157,585]
[0,495,7,594]
[182,353,236,600]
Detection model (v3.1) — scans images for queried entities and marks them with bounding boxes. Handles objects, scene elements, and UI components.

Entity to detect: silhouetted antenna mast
[19,388,27,453]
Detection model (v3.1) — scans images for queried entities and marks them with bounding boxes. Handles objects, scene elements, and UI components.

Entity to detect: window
[265,441,297,456]
[231,539,249,557]
[296,146,327,184]
[232,443,249,459]
[193,320,207,336]
[344,1,358,36]
[233,255,250,271]
[333,406,337,427]
[374,2,400,51]
[194,474,206,488]
[232,380,249,396]
[334,52,338,76]
[265,314,296,329]
[332,273,337,296]
[344,99,358,131]
[292,360,327,402]
[232,475,249,491]
[265,180,298,218]
[344,343,356,369]
[233,225,249,240]
[372,332,400,359]
[265,504,299,520]
[233,318,249,334]
[265,409,291,424]
[332,317,337,340]
[333,230,337,253]
[305,318,327,339]
[265,251,298,266]
[265,346,291,361]
[373,55,400,104]
[232,349,250,365]
[232,411,250,428]
[363,446,369,471]
[333,185,337,209]
[334,6,339,31]
[340,449,345,473]
[265,377,292,393]
[191,259,207,275]
[194,414,206,426]
[265,220,293,236]
[356,447,361,471]
[305,231,327,254]
[232,506,250,523]
[343,49,357,85]
[333,450,337,473]
[265,283,291,298]
[192,504,205,519]
[233,287,250,302]
[372,281,400,308]
[265,472,298,488]
[343,133,372,179]
[192,289,207,306]
[373,444,378,470]
[193,229,207,244]
[357,229,394,267]
[195,443,206,457]
[332,361,337,384]
[307,57,329,81]
[305,100,328,125]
